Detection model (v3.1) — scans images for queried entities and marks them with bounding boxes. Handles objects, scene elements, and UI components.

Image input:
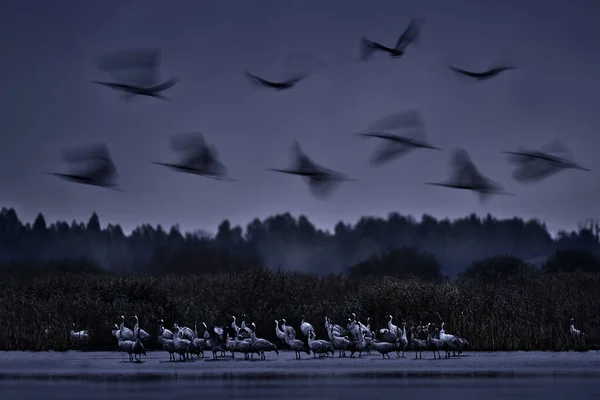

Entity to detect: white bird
[157,335,176,361]
[111,324,121,340]
[281,319,297,340]
[275,320,287,343]
[352,313,372,337]
[371,340,395,359]
[232,315,252,340]
[117,335,134,362]
[119,315,134,341]
[410,326,426,359]
[249,323,279,360]
[327,323,353,357]
[387,315,400,338]
[300,318,314,337]
[396,322,409,357]
[132,319,146,362]
[188,323,206,358]
[426,324,446,359]
[307,330,334,358]
[173,327,191,361]
[159,319,173,339]
[70,323,90,345]
[234,327,260,360]
[285,328,311,360]
[570,318,585,344]
[133,315,151,342]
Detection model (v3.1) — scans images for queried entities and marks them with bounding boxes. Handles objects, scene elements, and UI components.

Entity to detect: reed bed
[0,268,597,352]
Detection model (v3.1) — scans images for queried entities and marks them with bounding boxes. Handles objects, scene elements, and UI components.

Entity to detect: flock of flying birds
[46,18,591,203]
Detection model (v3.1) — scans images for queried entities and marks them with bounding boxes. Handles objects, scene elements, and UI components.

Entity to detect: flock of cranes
[44,18,591,203]
[71,313,473,363]
[69,314,593,362]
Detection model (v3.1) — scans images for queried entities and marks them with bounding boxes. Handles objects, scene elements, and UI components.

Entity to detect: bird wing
[307,174,344,199]
[245,71,277,87]
[359,37,382,61]
[148,78,178,92]
[449,65,481,78]
[511,160,563,183]
[449,148,481,185]
[539,140,573,163]
[449,148,506,194]
[369,141,416,166]
[361,110,424,133]
[62,143,117,183]
[395,18,424,50]
[290,140,320,173]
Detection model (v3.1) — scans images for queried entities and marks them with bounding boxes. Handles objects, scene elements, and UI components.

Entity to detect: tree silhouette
[542,249,600,274]
[349,246,442,281]
[0,207,598,276]
[463,255,538,282]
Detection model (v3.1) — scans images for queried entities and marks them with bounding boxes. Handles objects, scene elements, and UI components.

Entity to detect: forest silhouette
[1,207,599,277]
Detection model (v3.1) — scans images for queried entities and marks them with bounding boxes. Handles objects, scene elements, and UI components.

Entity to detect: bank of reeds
[0,268,598,351]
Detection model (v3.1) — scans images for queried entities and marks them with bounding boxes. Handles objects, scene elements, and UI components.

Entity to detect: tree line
[1,207,599,277]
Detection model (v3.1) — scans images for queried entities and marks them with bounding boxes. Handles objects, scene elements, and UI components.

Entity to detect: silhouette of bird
[92,79,178,101]
[359,18,423,61]
[94,48,177,100]
[426,148,513,203]
[504,141,590,183]
[356,110,440,166]
[244,71,308,91]
[267,140,355,199]
[152,132,233,181]
[47,143,122,190]
[449,65,515,81]
[245,52,325,91]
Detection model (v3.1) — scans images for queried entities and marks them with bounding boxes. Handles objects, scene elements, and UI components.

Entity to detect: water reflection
[2,377,600,400]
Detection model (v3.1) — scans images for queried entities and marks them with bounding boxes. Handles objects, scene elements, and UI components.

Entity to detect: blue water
[0,351,599,399]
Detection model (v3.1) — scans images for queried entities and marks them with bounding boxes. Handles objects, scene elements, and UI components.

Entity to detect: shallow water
[0,351,599,399]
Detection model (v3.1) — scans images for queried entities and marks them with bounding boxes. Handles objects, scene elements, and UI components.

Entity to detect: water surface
[0,351,598,399]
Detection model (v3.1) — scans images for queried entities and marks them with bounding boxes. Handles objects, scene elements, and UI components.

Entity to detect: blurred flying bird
[152,132,233,181]
[93,48,178,100]
[359,18,423,61]
[426,148,512,203]
[449,64,515,81]
[245,53,325,91]
[356,110,440,166]
[267,140,355,199]
[92,79,178,101]
[504,141,590,184]
[47,143,122,190]
[244,72,308,91]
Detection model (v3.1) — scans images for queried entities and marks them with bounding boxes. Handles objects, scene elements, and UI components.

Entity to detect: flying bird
[244,71,308,91]
[449,65,515,81]
[245,52,325,91]
[92,79,178,101]
[504,141,590,184]
[47,143,122,190]
[152,132,233,181]
[267,140,355,199]
[356,110,440,166]
[426,148,512,203]
[93,48,178,100]
[359,18,423,61]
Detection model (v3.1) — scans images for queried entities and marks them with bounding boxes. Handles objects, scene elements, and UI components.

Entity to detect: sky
[0,0,599,235]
